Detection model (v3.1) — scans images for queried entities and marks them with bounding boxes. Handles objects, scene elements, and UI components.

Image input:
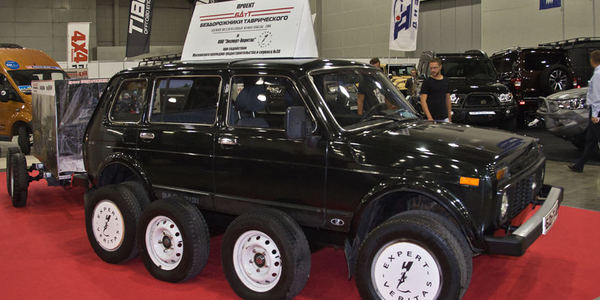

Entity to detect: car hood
[546,87,588,100]
[447,78,509,95]
[346,120,538,176]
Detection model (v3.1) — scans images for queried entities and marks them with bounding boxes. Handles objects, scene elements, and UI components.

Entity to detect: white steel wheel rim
[371,241,442,300]
[92,200,125,251]
[232,230,282,292]
[145,216,184,271]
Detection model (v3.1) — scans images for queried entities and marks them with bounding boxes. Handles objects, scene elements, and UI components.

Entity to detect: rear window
[492,52,517,73]
[523,52,565,71]
[109,79,148,123]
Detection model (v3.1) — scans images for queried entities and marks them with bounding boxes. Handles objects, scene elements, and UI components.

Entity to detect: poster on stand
[389,0,420,52]
[182,0,318,61]
[126,0,155,57]
[67,22,90,78]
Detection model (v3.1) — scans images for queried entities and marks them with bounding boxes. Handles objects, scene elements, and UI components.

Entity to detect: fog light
[500,193,509,219]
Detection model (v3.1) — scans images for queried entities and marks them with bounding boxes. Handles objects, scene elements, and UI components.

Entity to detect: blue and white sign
[389,0,420,51]
[5,60,20,69]
[540,0,561,10]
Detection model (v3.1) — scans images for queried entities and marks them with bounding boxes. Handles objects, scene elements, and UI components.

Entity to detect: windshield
[311,68,418,130]
[441,57,497,81]
[8,69,67,94]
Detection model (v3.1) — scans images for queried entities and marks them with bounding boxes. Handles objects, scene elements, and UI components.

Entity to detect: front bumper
[452,105,517,123]
[484,185,563,256]
[538,108,587,138]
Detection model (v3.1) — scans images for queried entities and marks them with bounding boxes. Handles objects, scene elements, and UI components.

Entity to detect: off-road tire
[9,152,28,207]
[17,126,30,155]
[138,198,210,282]
[356,212,468,300]
[222,209,311,300]
[84,184,143,264]
[5,147,20,197]
[121,181,151,209]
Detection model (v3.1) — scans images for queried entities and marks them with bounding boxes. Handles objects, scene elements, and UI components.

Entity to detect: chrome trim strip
[153,184,211,196]
[513,187,561,238]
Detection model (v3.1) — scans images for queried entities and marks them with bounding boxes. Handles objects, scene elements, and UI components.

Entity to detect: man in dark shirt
[420,58,451,122]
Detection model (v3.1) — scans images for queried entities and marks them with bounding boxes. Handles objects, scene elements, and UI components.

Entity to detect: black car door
[213,71,327,227]
[136,72,223,204]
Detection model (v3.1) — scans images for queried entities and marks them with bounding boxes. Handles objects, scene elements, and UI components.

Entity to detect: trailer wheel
[5,147,20,197]
[9,152,28,207]
[84,184,143,264]
[17,126,31,155]
[139,198,210,282]
[222,209,311,300]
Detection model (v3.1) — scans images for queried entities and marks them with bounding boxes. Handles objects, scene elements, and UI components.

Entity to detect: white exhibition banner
[182,0,318,61]
[389,0,420,51]
[67,22,90,78]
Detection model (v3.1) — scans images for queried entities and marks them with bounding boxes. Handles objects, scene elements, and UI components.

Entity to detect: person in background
[569,50,600,172]
[357,58,383,115]
[405,68,418,97]
[420,58,451,122]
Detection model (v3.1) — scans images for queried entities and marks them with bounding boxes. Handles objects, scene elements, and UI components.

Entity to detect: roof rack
[0,43,23,49]
[539,37,600,47]
[138,54,182,67]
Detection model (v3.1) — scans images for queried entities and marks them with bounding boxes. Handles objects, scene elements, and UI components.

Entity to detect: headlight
[450,93,460,104]
[498,92,513,103]
[555,97,586,110]
[500,193,509,220]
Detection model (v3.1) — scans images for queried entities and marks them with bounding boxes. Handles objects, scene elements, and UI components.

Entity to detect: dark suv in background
[417,50,517,130]
[540,37,600,87]
[491,47,576,126]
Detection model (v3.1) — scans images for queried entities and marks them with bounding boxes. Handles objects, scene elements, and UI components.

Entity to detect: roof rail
[539,37,600,47]
[465,49,487,58]
[138,54,182,67]
[491,47,521,57]
[0,43,23,49]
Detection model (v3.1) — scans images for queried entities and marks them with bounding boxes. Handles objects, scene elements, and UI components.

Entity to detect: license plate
[542,200,559,235]
[469,111,496,115]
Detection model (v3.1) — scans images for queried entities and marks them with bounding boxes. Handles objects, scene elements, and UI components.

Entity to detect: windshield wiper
[360,110,417,123]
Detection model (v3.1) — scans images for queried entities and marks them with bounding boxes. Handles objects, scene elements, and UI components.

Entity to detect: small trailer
[5,78,108,207]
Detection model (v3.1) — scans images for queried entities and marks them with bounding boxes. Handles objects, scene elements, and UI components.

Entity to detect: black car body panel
[83,58,562,258]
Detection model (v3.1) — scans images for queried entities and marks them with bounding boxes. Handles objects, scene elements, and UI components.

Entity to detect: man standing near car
[569,50,600,172]
[420,58,452,122]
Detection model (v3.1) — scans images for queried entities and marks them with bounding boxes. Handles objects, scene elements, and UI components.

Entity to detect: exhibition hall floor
[0,172,599,300]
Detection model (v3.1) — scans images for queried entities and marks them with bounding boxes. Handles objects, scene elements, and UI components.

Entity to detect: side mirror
[285,106,310,140]
[0,89,9,102]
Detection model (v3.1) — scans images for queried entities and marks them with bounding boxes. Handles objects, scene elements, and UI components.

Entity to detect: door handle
[218,136,237,146]
[139,132,155,140]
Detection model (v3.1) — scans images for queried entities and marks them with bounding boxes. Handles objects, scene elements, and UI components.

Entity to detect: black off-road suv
[81,57,563,300]
[416,51,518,130]
[540,37,600,87]
[491,47,577,125]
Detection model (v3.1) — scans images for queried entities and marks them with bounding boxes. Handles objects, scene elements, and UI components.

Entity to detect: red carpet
[0,172,599,300]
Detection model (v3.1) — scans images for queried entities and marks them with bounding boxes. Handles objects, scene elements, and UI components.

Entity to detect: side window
[151,76,220,124]
[228,76,304,129]
[109,79,147,123]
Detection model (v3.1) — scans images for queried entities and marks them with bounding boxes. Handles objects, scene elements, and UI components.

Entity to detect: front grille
[465,94,497,107]
[505,165,544,219]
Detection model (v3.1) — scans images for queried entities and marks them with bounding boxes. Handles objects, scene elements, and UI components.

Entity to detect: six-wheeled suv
[491,47,577,126]
[82,58,562,300]
[416,50,518,130]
